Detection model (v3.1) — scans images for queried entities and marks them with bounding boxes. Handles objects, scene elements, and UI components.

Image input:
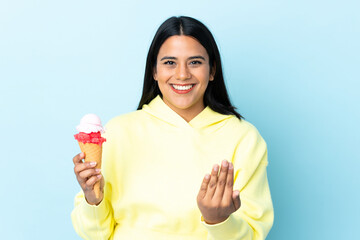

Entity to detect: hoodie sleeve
[200,124,274,240]
[71,191,115,240]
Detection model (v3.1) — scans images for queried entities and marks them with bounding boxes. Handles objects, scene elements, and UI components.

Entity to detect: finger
[223,161,234,203]
[197,174,211,200]
[85,174,102,190]
[232,190,241,211]
[206,164,219,199]
[76,174,86,186]
[213,160,229,201]
[76,167,100,186]
[79,168,101,180]
[74,161,97,175]
[73,152,85,165]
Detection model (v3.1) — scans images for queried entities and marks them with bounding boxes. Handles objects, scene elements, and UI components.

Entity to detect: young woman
[72,16,274,239]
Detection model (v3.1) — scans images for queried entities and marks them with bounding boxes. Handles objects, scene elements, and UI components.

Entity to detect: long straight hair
[137,16,243,120]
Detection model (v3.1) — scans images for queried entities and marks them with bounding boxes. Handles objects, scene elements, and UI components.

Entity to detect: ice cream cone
[78,142,102,198]
[74,114,106,199]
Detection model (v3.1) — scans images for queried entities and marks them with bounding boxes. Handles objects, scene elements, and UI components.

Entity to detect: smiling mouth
[170,84,195,91]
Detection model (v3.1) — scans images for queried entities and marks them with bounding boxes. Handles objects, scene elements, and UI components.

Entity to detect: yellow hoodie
[71,95,274,240]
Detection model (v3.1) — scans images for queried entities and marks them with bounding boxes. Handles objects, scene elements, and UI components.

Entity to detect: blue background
[1,0,359,239]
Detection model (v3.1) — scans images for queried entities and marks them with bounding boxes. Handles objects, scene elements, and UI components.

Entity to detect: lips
[170,84,196,94]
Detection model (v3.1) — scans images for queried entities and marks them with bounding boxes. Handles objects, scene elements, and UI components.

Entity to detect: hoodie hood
[142,95,233,129]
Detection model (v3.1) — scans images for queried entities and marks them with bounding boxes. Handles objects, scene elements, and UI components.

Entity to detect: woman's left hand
[197,160,241,224]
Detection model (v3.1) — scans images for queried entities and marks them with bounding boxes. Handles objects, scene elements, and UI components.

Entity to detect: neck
[165,102,205,123]
[177,108,203,122]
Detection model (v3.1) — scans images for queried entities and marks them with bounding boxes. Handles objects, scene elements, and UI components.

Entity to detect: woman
[71,16,274,239]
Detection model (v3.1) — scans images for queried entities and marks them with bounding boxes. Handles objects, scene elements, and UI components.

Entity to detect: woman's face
[154,35,215,121]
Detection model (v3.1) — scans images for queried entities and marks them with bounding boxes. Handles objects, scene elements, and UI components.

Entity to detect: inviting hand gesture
[197,160,241,224]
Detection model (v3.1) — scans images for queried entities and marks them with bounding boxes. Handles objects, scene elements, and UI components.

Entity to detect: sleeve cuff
[79,196,110,220]
[200,214,244,238]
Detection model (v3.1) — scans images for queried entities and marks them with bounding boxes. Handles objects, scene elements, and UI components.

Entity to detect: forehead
[157,35,208,58]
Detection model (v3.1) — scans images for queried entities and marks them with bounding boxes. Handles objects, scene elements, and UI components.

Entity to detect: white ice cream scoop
[76,113,105,133]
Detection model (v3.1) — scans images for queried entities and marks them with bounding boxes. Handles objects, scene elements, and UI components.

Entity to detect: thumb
[232,190,241,211]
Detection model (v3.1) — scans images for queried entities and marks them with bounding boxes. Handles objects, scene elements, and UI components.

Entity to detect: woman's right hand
[73,152,104,205]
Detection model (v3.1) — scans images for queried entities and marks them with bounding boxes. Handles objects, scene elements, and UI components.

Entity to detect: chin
[171,98,195,109]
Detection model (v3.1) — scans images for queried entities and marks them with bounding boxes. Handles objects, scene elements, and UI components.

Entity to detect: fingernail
[205,174,210,179]
[95,168,101,173]
[229,162,233,169]
[90,162,97,166]
[222,160,228,167]
[80,152,84,158]
[97,174,102,179]
[213,164,219,172]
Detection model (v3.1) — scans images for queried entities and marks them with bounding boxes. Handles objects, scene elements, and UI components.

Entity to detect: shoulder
[226,117,268,155]
[102,110,148,140]
[228,117,264,139]
[105,110,146,130]
[227,118,269,169]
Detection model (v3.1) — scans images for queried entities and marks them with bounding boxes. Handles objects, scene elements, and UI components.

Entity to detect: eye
[190,60,202,65]
[164,61,175,65]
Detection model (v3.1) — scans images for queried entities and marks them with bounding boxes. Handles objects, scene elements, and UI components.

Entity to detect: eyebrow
[160,55,206,61]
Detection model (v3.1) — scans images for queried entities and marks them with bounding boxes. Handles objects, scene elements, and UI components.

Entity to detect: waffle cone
[78,142,102,198]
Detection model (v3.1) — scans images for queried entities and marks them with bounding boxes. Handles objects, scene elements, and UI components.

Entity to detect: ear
[209,64,216,81]
[153,67,158,81]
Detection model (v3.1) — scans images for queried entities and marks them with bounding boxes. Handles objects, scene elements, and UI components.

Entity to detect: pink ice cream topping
[74,131,106,146]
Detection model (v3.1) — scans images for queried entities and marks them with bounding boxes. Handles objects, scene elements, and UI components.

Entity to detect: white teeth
[172,84,194,90]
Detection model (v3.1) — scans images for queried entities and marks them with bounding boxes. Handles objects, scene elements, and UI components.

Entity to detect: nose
[175,63,191,80]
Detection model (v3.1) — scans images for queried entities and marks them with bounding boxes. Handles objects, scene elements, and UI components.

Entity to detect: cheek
[194,64,210,76]
[157,68,173,81]
[195,70,210,83]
